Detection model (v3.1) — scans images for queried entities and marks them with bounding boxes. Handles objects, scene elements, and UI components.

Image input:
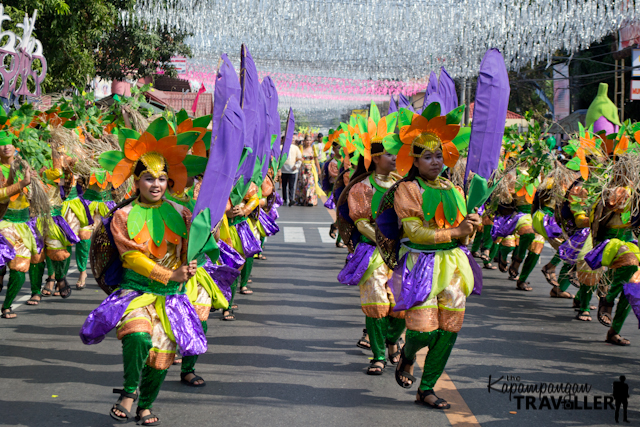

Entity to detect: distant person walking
[613,376,630,423]
[281,138,302,206]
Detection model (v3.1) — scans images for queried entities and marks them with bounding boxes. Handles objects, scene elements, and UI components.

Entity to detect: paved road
[0,201,638,426]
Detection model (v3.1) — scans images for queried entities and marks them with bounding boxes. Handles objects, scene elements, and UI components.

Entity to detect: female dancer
[295,134,322,206]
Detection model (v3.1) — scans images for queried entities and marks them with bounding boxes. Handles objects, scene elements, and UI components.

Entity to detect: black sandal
[221,309,235,321]
[239,286,253,295]
[483,262,498,270]
[508,257,522,281]
[41,277,56,296]
[541,266,560,287]
[110,388,138,423]
[386,339,402,365]
[1,308,16,319]
[329,223,337,239]
[26,293,41,305]
[366,359,386,375]
[605,331,630,346]
[575,311,592,321]
[497,255,509,273]
[135,406,161,426]
[416,389,451,409]
[180,371,206,387]
[597,296,614,327]
[516,280,533,291]
[395,348,416,389]
[57,278,72,299]
[356,329,370,350]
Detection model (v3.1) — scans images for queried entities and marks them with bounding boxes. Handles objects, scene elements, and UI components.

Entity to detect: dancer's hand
[20,169,33,188]
[170,265,191,283]
[187,260,198,279]
[452,213,481,238]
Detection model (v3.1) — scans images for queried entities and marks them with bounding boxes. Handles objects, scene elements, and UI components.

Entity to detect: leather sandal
[508,257,522,281]
[597,296,614,327]
[386,339,402,365]
[57,278,72,299]
[395,348,416,389]
[415,389,451,409]
[180,371,206,387]
[366,359,387,375]
[135,406,161,426]
[541,265,560,287]
[605,331,630,346]
[550,287,573,299]
[356,329,370,350]
[110,388,138,423]
[516,281,533,291]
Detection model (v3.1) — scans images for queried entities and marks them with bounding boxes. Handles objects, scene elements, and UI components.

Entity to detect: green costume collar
[415,177,467,226]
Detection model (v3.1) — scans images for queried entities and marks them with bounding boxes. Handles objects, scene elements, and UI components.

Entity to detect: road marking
[283,227,306,243]
[318,227,334,243]
[415,349,481,426]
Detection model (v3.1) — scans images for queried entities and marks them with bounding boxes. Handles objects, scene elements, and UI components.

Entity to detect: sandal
[180,371,206,387]
[221,309,235,321]
[366,359,386,376]
[41,277,56,297]
[230,304,238,310]
[605,331,630,346]
[110,388,138,423]
[239,286,253,295]
[1,308,16,319]
[76,272,87,290]
[329,223,338,239]
[470,251,481,258]
[516,281,533,291]
[395,348,416,389]
[575,311,592,321]
[497,255,509,273]
[480,249,490,262]
[550,287,573,299]
[356,329,371,350]
[386,339,402,365]
[415,389,451,410]
[483,262,498,270]
[57,278,72,299]
[541,265,560,287]
[26,293,41,305]
[508,257,522,281]
[135,406,161,426]
[336,241,346,248]
[597,296,614,327]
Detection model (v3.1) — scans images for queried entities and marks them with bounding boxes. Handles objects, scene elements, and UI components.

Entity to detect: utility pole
[465,79,471,125]
[459,77,466,124]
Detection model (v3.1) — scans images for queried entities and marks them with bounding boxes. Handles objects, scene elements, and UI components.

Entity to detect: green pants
[75,239,91,273]
[557,262,573,292]
[485,243,499,266]
[29,262,46,295]
[548,253,562,267]
[2,269,26,310]
[606,265,638,334]
[365,316,406,361]
[241,257,254,288]
[122,332,167,409]
[228,277,239,308]
[472,225,493,253]
[182,321,208,374]
[404,329,458,391]
[575,284,594,312]
[45,256,71,280]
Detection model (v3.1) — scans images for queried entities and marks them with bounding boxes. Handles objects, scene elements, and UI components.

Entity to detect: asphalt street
[0,200,638,427]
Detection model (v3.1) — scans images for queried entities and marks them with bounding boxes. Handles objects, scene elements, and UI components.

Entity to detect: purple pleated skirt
[79,289,207,357]
[543,214,563,240]
[337,243,376,286]
[623,283,640,329]
[202,258,239,301]
[558,228,590,265]
[235,220,262,258]
[26,217,44,254]
[491,212,527,240]
[324,197,336,210]
[584,239,609,270]
[0,233,16,267]
[218,240,245,269]
[53,215,81,244]
[258,209,280,236]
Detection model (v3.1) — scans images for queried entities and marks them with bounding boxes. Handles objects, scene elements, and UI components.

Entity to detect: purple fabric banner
[79,289,142,345]
[165,294,208,357]
[391,251,436,312]
[337,243,376,286]
[218,240,245,269]
[236,220,262,257]
[558,228,590,264]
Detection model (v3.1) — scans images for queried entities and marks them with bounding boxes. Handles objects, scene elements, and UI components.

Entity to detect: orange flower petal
[377,117,387,139]
[399,114,430,144]
[134,223,151,244]
[112,158,135,188]
[396,144,414,176]
[192,140,207,157]
[177,119,193,133]
[168,163,188,193]
[155,135,178,155]
[148,237,168,259]
[435,203,446,228]
[614,135,629,156]
[367,117,376,137]
[124,138,147,161]
[364,151,371,170]
[516,187,527,197]
[164,225,181,245]
[163,145,190,165]
[442,142,460,169]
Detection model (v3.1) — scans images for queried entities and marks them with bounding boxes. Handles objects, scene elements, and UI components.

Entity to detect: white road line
[284,227,306,243]
[318,227,335,243]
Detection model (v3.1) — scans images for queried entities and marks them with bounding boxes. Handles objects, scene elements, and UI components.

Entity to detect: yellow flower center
[411,132,441,156]
[137,152,168,179]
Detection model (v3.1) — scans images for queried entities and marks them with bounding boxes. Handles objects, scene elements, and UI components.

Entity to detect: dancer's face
[373,152,396,175]
[0,144,15,162]
[414,149,443,181]
[137,172,167,204]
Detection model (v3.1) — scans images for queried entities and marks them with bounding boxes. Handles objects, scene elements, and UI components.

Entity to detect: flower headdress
[354,101,397,169]
[99,117,207,193]
[322,128,344,152]
[563,123,605,180]
[385,103,467,176]
[175,109,212,158]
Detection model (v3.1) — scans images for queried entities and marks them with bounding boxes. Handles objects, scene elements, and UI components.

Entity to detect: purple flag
[211,54,241,142]
[465,49,510,181]
[194,95,246,228]
[261,76,281,162]
[437,67,458,115]
[278,108,295,169]
[238,44,260,184]
[387,95,397,114]
[398,93,414,112]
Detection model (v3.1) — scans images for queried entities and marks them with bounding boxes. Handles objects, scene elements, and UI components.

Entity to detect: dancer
[80,117,206,424]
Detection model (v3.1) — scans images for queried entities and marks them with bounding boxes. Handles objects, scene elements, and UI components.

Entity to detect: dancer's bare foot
[76,271,87,290]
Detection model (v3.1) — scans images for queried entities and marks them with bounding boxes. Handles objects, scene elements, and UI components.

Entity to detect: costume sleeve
[242,195,260,216]
[347,182,373,222]
[395,181,452,245]
[44,168,63,182]
[111,209,173,284]
[328,160,339,178]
